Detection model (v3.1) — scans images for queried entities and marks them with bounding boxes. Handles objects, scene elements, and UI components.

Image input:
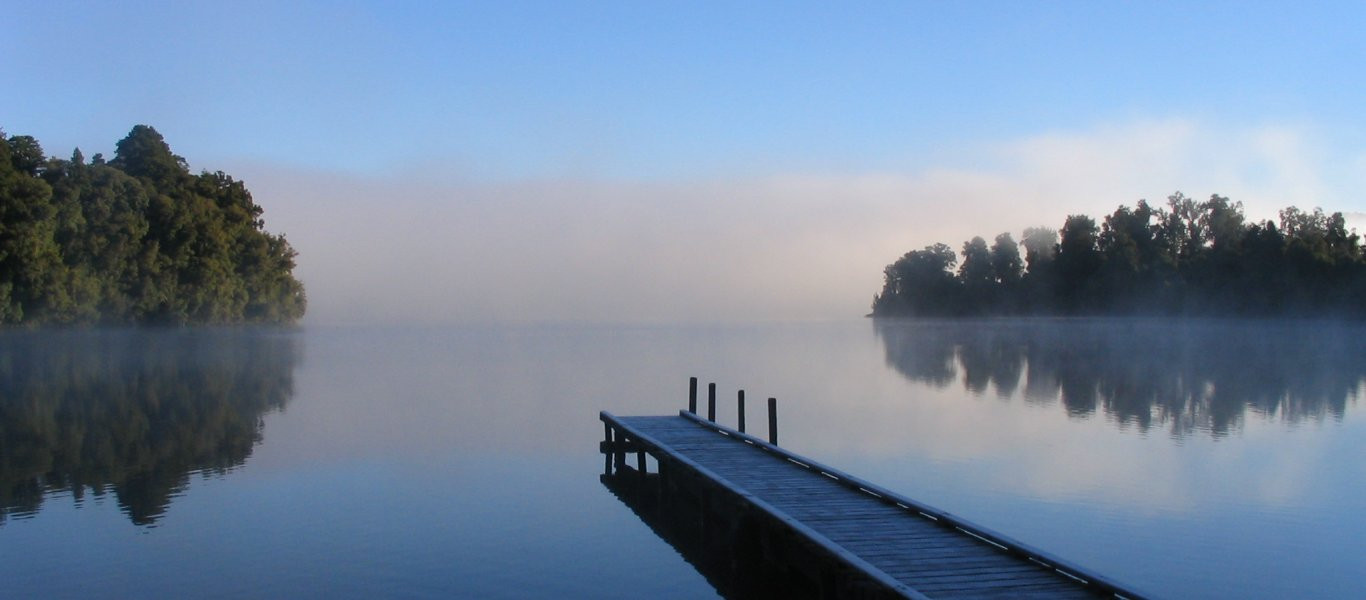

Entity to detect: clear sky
[5,2,1365,323]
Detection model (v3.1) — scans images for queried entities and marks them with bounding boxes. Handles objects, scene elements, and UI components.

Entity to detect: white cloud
[231,119,1357,325]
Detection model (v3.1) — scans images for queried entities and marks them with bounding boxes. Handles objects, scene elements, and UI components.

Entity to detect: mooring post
[708,383,716,422]
[689,377,698,413]
[768,397,778,445]
[737,389,746,433]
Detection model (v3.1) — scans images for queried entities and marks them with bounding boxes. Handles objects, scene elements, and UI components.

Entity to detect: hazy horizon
[6,3,1365,325]
[234,119,1365,325]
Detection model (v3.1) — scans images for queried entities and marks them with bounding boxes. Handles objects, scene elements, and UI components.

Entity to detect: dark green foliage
[872,193,1366,317]
[957,236,997,313]
[872,243,960,316]
[110,125,188,185]
[0,125,305,326]
[1055,215,1102,311]
[6,136,46,176]
[989,233,1023,286]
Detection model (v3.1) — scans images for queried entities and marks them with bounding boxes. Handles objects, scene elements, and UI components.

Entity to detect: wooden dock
[600,384,1149,599]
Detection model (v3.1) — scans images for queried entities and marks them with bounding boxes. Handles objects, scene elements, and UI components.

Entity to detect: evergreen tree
[989,232,1023,286]
[1055,215,1102,312]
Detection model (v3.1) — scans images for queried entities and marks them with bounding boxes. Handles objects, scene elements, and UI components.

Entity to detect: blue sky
[5,2,1366,322]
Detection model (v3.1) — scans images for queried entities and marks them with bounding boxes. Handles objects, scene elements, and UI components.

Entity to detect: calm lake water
[2,319,1363,598]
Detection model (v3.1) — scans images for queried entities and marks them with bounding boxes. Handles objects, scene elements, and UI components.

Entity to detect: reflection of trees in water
[874,319,1363,437]
[0,329,300,526]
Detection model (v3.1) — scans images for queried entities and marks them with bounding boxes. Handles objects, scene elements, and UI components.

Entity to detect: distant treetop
[0,125,305,325]
[872,193,1364,318]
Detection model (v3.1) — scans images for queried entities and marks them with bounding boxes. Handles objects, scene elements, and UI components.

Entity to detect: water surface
[1,320,1362,598]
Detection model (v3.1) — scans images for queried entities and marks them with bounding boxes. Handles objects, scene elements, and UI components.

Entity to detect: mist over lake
[2,319,1361,598]
[7,4,1366,597]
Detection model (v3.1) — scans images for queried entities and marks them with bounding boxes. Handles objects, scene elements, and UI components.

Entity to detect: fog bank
[234,120,1364,324]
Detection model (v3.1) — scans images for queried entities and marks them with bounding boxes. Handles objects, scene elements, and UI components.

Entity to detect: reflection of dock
[601,470,795,599]
[600,387,1148,599]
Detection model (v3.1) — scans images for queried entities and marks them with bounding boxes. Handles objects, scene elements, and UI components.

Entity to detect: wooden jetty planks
[603,410,1148,600]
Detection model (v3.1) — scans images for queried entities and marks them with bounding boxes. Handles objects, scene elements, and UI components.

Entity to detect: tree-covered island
[872,194,1364,317]
[0,125,304,325]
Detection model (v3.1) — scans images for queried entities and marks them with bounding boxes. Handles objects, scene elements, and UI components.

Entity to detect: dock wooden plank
[604,412,1145,600]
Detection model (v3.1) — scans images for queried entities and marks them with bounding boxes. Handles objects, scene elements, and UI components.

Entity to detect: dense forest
[872,193,1364,317]
[0,125,304,325]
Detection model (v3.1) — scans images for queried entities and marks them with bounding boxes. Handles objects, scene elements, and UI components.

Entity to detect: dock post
[708,383,716,422]
[768,397,778,445]
[603,423,613,474]
[737,389,746,433]
[689,377,698,413]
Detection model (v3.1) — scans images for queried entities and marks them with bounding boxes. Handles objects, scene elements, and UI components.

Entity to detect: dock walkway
[601,409,1147,599]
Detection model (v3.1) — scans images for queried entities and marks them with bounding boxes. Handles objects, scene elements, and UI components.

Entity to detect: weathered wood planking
[601,410,1150,600]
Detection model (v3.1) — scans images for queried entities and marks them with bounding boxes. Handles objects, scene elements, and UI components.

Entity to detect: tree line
[0,125,305,325]
[872,193,1364,317]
